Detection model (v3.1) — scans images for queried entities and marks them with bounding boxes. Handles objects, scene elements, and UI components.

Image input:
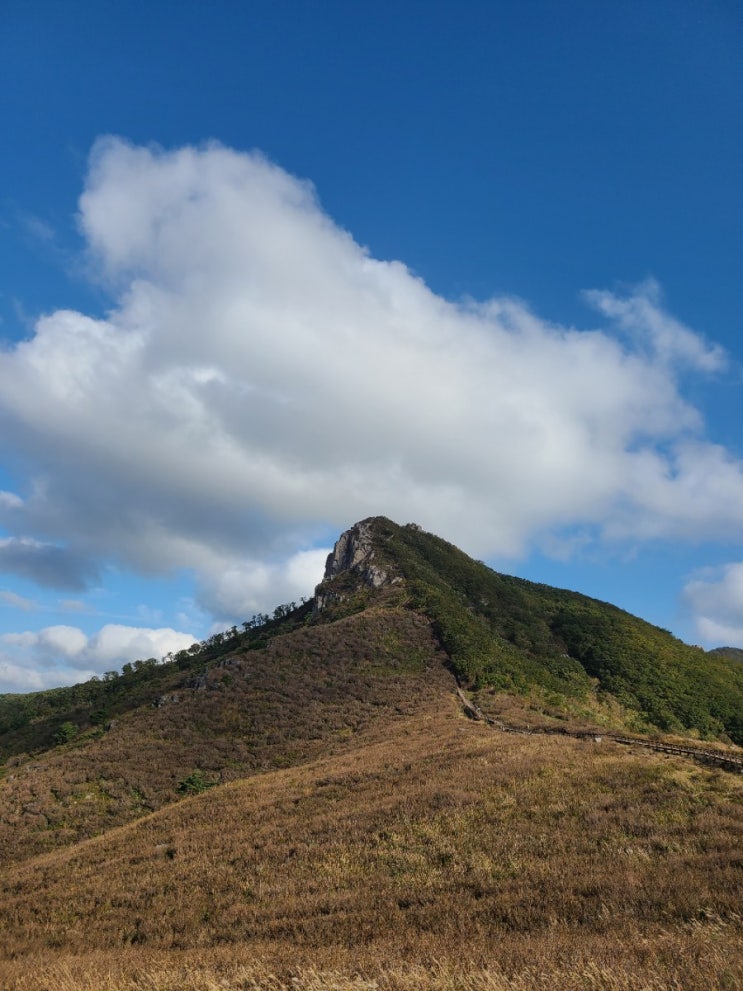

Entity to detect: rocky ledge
[313,518,400,613]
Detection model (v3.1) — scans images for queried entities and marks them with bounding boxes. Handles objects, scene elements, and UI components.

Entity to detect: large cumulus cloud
[0,137,741,625]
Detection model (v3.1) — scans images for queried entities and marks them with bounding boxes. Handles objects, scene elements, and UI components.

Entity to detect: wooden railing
[455,687,743,773]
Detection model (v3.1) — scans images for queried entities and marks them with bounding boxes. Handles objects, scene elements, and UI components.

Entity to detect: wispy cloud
[0,589,38,611]
[583,279,726,373]
[20,213,56,246]
[58,598,90,612]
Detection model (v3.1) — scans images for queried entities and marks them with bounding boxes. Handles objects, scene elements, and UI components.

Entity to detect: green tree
[53,721,77,745]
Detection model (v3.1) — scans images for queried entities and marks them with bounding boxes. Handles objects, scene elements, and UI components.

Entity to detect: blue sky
[0,0,741,691]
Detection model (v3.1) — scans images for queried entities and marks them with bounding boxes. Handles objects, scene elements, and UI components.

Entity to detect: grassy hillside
[3,516,740,770]
[0,602,316,759]
[343,519,743,743]
[2,515,741,871]
[0,607,451,865]
[1,702,741,990]
[1,517,742,990]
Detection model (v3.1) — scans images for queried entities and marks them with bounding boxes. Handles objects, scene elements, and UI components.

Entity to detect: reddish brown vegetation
[0,609,449,864]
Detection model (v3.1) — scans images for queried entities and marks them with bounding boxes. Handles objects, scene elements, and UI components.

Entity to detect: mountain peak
[322,517,390,582]
[314,515,743,744]
[314,517,400,613]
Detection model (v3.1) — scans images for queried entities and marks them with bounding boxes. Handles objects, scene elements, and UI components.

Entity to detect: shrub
[176,770,217,796]
[53,722,78,746]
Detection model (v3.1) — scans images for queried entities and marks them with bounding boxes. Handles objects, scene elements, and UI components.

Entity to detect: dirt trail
[455,687,743,774]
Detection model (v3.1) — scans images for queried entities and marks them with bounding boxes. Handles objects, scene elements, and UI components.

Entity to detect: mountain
[313,517,743,742]
[1,517,742,990]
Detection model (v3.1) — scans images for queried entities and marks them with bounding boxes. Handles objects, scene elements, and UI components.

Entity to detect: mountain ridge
[2,515,742,769]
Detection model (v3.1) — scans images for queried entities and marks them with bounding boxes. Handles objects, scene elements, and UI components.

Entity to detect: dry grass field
[0,609,450,865]
[1,695,742,991]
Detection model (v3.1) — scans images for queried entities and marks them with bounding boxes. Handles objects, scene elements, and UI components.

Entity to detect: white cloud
[36,624,89,657]
[683,563,743,647]
[83,624,196,665]
[0,137,741,625]
[197,547,329,623]
[694,618,743,648]
[601,442,743,543]
[0,622,197,692]
[0,660,46,693]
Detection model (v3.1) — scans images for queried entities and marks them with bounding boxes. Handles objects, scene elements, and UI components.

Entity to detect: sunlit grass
[1,703,741,990]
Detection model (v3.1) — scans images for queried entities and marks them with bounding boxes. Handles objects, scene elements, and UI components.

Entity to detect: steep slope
[0,603,317,760]
[1,515,741,871]
[0,606,452,865]
[315,518,743,742]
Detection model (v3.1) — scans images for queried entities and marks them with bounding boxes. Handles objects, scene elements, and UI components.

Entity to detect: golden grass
[3,946,743,991]
[0,609,451,865]
[1,696,742,990]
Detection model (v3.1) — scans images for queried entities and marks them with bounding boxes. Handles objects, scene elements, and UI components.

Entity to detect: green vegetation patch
[365,518,743,743]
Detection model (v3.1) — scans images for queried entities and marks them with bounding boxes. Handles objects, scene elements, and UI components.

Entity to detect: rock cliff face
[314,518,398,614]
[322,519,389,586]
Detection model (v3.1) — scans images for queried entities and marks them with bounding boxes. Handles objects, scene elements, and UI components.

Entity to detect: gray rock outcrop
[313,518,399,614]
